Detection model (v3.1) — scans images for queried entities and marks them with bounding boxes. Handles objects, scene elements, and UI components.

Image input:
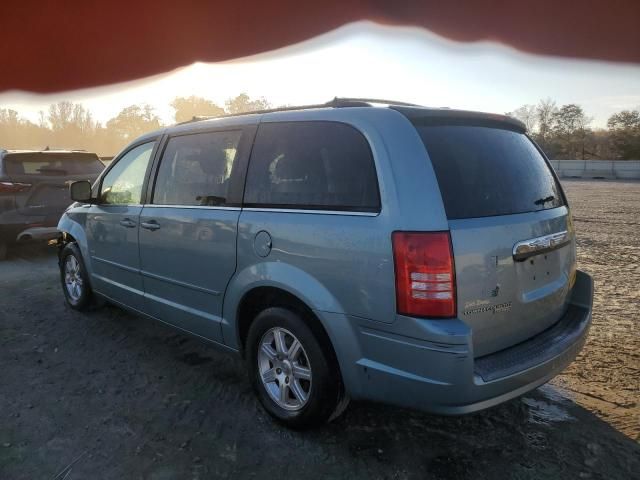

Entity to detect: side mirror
[69,180,92,203]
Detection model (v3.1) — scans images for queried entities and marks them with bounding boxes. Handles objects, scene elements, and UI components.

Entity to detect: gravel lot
[1,179,638,479]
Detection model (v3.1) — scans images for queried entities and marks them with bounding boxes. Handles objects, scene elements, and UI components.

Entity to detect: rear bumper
[0,224,22,243]
[0,211,61,243]
[0,224,59,243]
[15,226,60,242]
[323,270,593,414]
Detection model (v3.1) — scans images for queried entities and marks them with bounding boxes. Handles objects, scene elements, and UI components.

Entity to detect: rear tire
[246,307,345,429]
[59,243,92,311]
[0,243,7,261]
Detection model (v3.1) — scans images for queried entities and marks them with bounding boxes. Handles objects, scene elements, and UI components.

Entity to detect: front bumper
[322,270,593,414]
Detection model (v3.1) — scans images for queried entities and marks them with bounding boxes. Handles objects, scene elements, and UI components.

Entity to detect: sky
[1,22,639,128]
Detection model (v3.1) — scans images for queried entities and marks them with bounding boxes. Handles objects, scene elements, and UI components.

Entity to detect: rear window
[244,121,380,212]
[414,124,564,219]
[4,152,104,176]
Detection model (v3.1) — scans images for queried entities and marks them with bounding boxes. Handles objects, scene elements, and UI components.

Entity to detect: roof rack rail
[178,102,331,125]
[328,97,423,108]
[177,97,424,125]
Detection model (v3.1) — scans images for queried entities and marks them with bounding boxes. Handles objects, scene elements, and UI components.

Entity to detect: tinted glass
[100,142,154,205]
[4,152,104,176]
[244,122,379,212]
[414,125,564,219]
[153,130,242,206]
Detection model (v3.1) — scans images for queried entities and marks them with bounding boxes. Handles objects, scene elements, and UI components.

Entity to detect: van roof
[175,97,526,132]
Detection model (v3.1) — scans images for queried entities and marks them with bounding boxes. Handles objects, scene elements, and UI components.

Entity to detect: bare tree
[535,98,558,147]
[45,101,98,150]
[0,108,50,149]
[38,110,48,129]
[507,104,537,132]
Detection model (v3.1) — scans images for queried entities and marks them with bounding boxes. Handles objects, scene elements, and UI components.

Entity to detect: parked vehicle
[0,149,104,260]
[57,98,593,428]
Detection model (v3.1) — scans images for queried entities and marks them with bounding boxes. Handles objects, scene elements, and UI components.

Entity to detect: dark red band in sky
[1,0,638,93]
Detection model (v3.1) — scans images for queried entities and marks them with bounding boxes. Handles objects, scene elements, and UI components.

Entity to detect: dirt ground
[0,180,638,479]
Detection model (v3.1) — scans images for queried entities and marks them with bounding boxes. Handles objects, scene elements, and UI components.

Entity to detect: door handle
[119,218,136,228]
[140,220,161,231]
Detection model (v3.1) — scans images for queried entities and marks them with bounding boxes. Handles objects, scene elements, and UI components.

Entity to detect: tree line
[507,99,640,160]
[1,94,638,159]
[0,93,271,156]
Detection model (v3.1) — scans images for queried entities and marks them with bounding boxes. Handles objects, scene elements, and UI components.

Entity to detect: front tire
[246,307,345,429]
[59,243,92,311]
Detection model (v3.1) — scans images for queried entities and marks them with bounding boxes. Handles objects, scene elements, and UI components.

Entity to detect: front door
[138,128,251,342]
[87,141,156,311]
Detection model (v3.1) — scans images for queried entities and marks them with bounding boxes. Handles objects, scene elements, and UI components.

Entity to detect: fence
[549,160,640,179]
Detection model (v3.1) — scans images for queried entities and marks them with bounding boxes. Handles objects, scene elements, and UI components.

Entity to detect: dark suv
[0,149,104,259]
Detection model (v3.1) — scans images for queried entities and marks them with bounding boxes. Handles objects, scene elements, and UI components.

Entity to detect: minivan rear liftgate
[411,119,576,358]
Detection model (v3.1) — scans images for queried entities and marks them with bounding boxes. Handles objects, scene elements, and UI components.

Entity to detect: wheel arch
[57,214,92,274]
[235,287,331,355]
[222,262,345,352]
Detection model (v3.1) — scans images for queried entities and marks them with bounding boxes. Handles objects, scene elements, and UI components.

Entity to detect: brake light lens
[0,181,31,193]
[392,231,456,318]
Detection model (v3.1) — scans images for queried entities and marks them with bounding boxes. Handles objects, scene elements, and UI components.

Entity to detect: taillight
[392,231,456,318]
[0,181,31,193]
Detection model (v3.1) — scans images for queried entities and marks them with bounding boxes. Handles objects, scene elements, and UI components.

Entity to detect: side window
[99,142,154,205]
[152,130,242,206]
[244,122,380,212]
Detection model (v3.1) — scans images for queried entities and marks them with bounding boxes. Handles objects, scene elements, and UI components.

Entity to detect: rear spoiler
[392,106,527,132]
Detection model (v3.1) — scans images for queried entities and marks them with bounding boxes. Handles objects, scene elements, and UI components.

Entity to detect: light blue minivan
[58,98,593,428]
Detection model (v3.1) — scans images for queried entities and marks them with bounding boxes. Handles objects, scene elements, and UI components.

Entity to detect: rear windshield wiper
[36,167,68,174]
[534,195,555,206]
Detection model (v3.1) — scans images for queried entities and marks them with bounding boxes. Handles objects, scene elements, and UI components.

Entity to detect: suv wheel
[60,243,92,310]
[246,307,345,428]
[0,243,7,261]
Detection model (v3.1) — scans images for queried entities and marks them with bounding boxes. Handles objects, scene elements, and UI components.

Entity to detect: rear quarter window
[152,130,242,206]
[414,124,564,219]
[244,121,380,212]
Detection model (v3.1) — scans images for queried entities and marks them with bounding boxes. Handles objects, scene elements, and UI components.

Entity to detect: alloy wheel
[257,327,313,411]
[64,255,83,302]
